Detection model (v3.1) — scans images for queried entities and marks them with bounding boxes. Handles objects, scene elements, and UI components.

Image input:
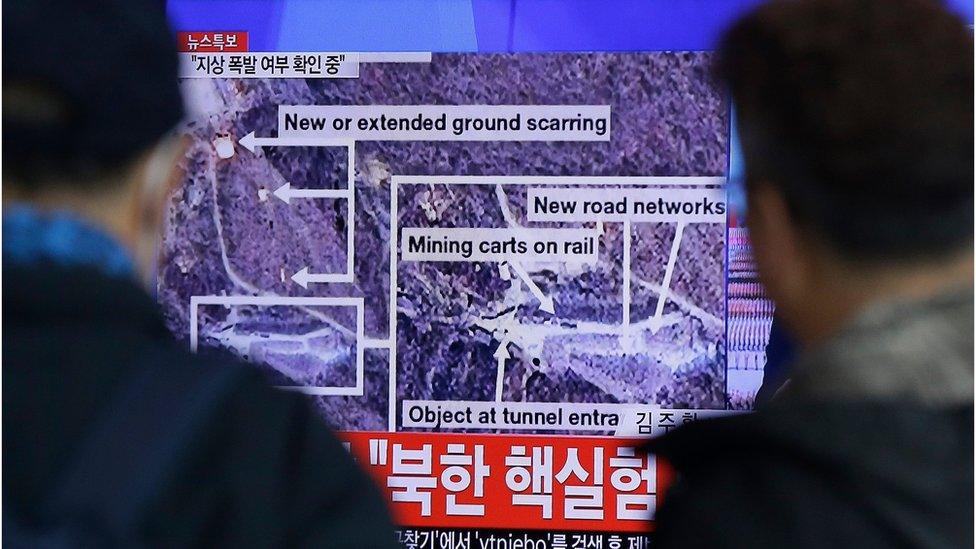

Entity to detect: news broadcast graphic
[162,37,763,546]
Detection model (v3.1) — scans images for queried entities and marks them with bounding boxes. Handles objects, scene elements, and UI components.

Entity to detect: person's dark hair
[2,0,184,189]
[717,0,973,260]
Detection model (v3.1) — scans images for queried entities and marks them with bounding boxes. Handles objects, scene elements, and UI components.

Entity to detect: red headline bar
[340,432,673,534]
[177,31,248,52]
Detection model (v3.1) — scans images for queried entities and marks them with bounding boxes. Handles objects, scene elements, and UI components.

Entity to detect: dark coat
[648,401,974,548]
[3,262,399,548]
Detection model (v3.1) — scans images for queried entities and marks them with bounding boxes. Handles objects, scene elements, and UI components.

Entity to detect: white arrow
[272,182,349,204]
[239,131,353,153]
[509,262,555,314]
[494,341,511,402]
[290,266,353,288]
[649,222,685,333]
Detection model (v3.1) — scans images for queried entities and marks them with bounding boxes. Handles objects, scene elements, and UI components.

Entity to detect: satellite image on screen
[160,52,730,432]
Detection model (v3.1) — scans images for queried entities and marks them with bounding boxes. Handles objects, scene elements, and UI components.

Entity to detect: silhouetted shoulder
[3,262,398,547]
[648,405,973,549]
[142,344,400,547]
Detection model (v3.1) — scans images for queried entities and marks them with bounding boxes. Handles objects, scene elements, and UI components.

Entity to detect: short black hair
[717,0,973,259]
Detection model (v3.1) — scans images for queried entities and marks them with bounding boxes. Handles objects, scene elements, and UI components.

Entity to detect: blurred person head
[3,0,185,287]
[716,0,973,346]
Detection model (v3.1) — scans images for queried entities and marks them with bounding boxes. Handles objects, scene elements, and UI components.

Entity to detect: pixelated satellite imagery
[159,53,734,432]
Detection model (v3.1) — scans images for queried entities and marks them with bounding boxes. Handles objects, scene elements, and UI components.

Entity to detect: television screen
[158,0,857,541]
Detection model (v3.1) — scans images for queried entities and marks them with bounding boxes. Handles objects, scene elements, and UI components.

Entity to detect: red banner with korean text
[176,31,248,52]
[341,432,673,534]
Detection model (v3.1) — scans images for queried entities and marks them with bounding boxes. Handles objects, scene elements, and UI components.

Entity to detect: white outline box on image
[189,295,365,396]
